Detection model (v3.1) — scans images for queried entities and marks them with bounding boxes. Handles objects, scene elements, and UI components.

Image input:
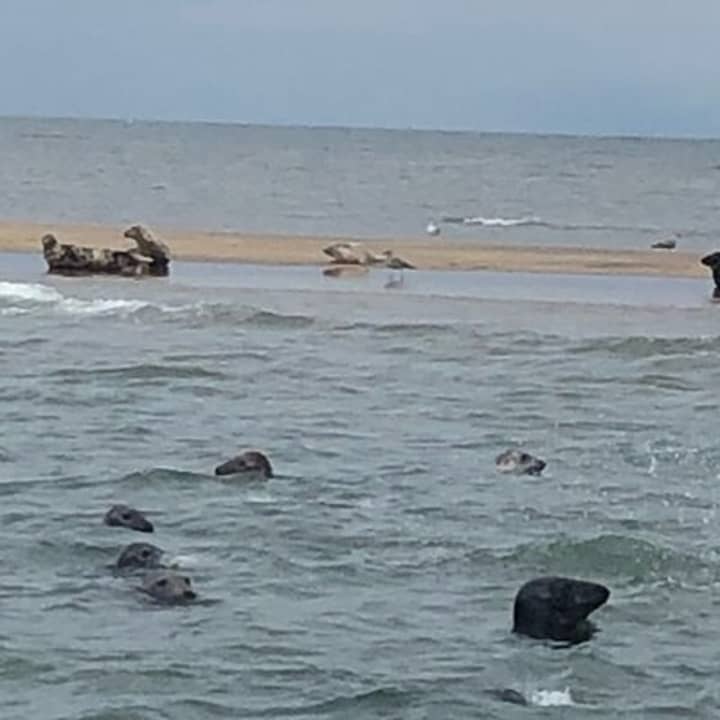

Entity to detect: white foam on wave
[0,280,62,303]
[530,687,574,706]
[59,297,151,316]
[462,216,541,227]
[0,280,156,317]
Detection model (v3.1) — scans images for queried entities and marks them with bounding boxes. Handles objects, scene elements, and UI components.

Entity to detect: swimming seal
[115,542,166,571]
[700,251,720,300]
[495,449,546,476]
[139,570,197,604]
[512,576,610,645]
[214,450,274,479]
[104,504,154,533]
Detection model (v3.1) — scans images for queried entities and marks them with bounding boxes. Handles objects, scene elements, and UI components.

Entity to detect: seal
[139,570,197,604]
[104,504,154,533]
[495,449,546,476]
[214,450,274,479]
[484,688,528,706]
[115,542,166,571]
[700,251,720,300]
[512,576,610,644]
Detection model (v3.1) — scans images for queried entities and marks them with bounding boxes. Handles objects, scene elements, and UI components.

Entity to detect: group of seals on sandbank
[38,224,720,303]
[320,241,415,285]
[41,224,171,277]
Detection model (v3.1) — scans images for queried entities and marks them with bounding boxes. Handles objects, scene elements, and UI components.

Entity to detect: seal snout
[104,504,154,533]
[116,542,165,571]
[495,449,546,476]
[140,570,198,604]
[214,450,274,480]
[701,251,720,268]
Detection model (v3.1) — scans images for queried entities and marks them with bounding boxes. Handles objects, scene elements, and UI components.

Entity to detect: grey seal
[495,449,546,476]
[139,570,197,604]
[512,576,610,645]
[214,450,274,480]
[116,542,166,571]
[104,504,154,533]
[700,251,720,300]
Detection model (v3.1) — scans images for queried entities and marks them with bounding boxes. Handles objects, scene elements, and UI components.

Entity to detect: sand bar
[0,220,710,279]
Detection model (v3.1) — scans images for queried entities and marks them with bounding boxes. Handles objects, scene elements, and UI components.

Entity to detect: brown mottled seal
[495,449,546,476]
[139,570,197,603]
[214,450,274,480]
[104,504,154,533]
[123,224,171,277]
[115,542,166,571]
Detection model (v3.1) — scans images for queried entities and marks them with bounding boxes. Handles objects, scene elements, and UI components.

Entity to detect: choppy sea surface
[2,248,720,718]
[1,115,720,250]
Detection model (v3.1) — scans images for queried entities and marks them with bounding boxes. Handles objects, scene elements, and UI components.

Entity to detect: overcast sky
[1,0,718,137]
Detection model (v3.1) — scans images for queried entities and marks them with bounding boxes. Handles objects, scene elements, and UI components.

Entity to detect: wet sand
[0,220,708,278]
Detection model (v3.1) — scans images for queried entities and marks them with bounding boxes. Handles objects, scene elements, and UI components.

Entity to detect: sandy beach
[0,220,709,279]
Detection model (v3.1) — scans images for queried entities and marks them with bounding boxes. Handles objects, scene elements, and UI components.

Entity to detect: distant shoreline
[0,219,709,279]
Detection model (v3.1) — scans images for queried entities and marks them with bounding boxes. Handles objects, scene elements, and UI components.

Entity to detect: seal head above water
[115,542,166,572]
[512,576,610,645]
[104,504,154,533]
[214,450,274,480]
[139,570,197,604]
[700,251,720,300]
[495,449,546,476]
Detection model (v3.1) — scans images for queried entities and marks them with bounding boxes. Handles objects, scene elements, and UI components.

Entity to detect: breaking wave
[462,215,542,227]
[438,216,717,238]
[0,281,150,317]
[0,281,315,328]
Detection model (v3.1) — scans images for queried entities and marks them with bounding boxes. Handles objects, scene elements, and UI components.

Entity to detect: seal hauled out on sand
[512,576,610,645]
[104,504,154,533]
[139,570,197,604]
[115,542,166,571]
[495,449,546,476]
[214,450,274,480]
[700,251,720,300]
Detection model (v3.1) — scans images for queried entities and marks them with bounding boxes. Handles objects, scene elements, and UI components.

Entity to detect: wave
[0,281,315,327]
[440,215,542,228]
[504,533,709,583]
[571,335,720,358]
[439,217,717,237]
[49,363,229,381]
[0,281,152,317]
[463,215,543,227]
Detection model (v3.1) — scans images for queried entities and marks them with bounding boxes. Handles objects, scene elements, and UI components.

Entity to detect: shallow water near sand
[2,251,720,718]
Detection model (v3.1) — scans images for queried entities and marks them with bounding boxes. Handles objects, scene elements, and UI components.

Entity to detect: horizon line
[1,111,718,143]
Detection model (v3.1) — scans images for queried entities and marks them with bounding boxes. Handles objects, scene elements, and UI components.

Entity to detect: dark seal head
[140,570,197,604]
[104,504,154,533]
[495,449,546,476]
[41,233,59,252]
[116,542,165,571]
[214,450,274,479]
[701,252,720,299]
[512,576,610,645]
